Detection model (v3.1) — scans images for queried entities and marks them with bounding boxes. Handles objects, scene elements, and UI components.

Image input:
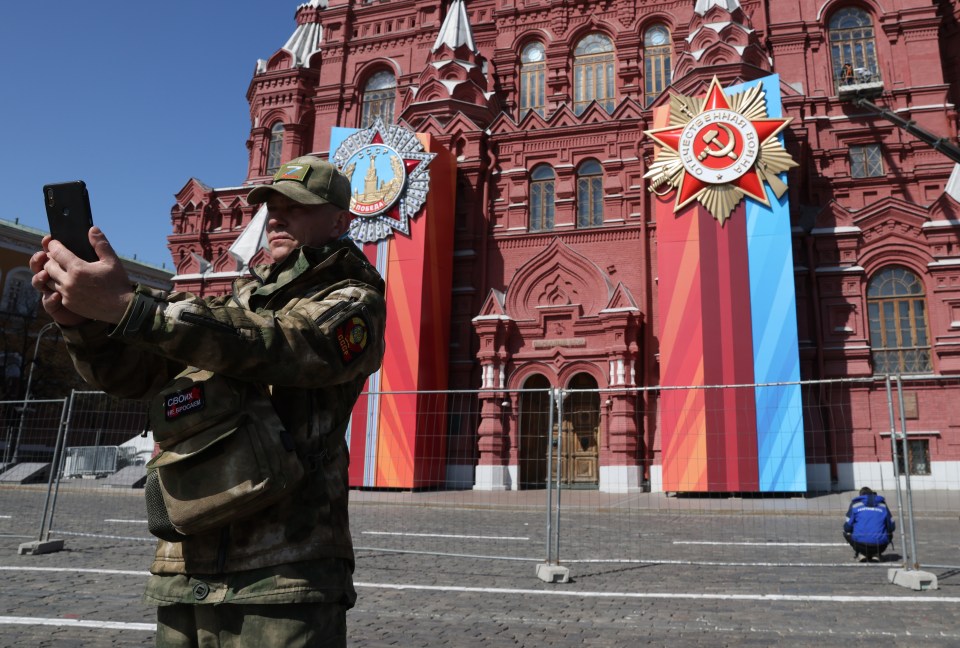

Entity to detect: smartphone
[43,180,98,262]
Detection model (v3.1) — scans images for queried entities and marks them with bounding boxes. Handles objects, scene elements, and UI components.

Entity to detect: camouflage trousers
[155,602,348,648]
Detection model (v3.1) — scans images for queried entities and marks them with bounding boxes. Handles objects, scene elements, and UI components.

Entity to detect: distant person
[840,63,855,84]
[31,156,386,646]
[843,487,895,562]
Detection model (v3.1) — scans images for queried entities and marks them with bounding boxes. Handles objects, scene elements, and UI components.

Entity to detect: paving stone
[2,487,960,646]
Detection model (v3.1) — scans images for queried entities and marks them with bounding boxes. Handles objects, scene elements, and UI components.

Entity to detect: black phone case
[43,181,97,263]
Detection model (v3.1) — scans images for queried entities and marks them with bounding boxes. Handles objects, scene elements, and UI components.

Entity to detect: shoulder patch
[335,315,369,365]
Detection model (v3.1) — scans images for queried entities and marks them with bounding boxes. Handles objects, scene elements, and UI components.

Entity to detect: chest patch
[336,316,369,365]
[164,385,206,421]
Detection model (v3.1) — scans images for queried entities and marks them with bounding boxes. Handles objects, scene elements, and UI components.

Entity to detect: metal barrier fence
[1,378,956,587]
[0,391,150,546]
[0,397,68,545]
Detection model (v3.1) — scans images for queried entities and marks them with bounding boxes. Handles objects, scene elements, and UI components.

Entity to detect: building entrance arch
[556,372,600,487]
[518,374,551,488]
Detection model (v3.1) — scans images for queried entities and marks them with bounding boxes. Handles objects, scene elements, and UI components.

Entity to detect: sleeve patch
[335,316,369,364]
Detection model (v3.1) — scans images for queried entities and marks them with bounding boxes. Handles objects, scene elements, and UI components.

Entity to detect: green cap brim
[247,182,334,206]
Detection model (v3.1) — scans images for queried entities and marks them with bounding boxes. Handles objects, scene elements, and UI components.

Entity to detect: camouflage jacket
[60,240,386,575]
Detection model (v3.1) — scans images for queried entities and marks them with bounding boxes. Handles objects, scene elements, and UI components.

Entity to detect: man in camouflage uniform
[30,157,386,646]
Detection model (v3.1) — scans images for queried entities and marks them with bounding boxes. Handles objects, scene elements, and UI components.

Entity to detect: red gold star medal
[644,77,797,224]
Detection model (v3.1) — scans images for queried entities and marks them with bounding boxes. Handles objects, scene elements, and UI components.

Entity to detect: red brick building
[166,0,960,492]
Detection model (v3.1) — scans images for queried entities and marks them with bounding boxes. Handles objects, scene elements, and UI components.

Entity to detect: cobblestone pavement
[1,485,959,647]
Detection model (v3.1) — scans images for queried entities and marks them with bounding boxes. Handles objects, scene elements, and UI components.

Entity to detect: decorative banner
[330,124,455,490]
[646,75,806,492]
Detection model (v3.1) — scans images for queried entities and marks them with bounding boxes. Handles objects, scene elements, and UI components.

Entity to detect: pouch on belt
[145,368,304,541]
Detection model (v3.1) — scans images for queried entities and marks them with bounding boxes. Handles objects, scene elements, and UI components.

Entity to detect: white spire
[432,0,477,53]
[694,0,741,15]
[281,22,323,67]
[255,3,325,73]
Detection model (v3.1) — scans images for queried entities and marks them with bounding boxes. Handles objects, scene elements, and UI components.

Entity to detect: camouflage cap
[247,156,351,210]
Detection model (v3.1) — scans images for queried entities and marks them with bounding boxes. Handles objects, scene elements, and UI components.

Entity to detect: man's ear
[331,209,352,238]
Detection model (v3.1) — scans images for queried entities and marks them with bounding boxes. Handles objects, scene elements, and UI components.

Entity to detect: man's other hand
[31,237,85,327]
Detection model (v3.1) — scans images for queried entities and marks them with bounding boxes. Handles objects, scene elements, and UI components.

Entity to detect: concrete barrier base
[535,563,570,583]
[888,567,938,591]
[18,539,65,555]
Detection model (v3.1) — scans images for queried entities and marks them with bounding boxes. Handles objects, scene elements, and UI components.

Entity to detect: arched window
[1,269,39,317]
[361,70,396,128]
[829,7,879,90]
[520,42,546,117]
[576,160,603,228]
[867,267,932,375]
[643,24,671,106]
[267,123,284,174]
[573,34,615,115]
[529,165,555,232]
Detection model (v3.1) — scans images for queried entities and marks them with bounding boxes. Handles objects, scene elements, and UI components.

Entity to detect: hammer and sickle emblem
[697,124,739,162]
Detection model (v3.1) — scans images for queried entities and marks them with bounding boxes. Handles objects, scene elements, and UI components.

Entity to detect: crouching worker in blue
[30,157,386,647]
[843,487,896,562]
